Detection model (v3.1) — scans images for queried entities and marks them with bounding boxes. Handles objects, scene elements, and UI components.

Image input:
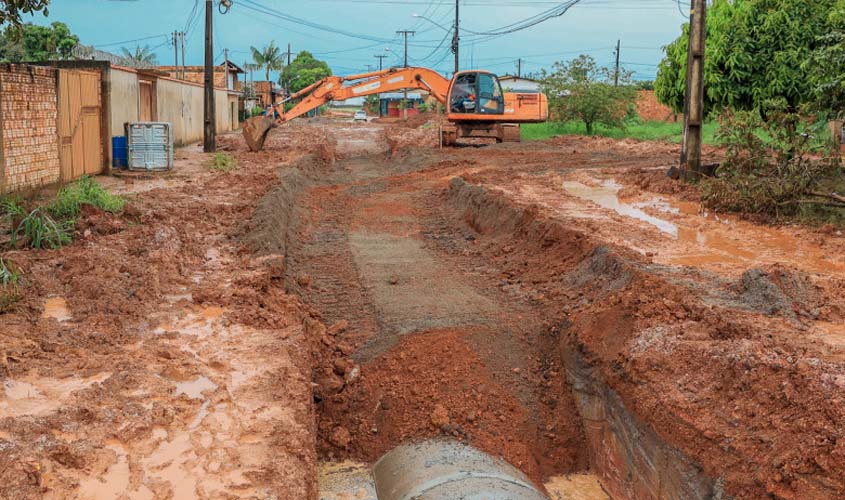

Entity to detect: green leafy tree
[279,51,332,93]
[655,0,834,116]
[365,94,379,114]
[250,41,283,81]
[1,0,49,29]
[808,0,845,119]
[0,21,77,62]
[120,45,156,64]
[539,54,636,135]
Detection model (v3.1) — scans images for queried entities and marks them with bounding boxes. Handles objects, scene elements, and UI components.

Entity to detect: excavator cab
[448,71,505,115]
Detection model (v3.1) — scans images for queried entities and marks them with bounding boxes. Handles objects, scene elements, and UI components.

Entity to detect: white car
[353,110,368,122]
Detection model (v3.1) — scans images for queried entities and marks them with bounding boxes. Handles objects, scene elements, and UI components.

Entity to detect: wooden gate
[57,69,103,181]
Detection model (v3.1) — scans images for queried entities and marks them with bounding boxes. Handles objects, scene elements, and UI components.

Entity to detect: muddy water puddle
[174,375,217,400]
[560,179,843,275]
[1,372,111,418]
[42,296,71,322]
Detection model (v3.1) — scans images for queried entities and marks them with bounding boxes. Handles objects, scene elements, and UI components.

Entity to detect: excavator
[242,66,548,151]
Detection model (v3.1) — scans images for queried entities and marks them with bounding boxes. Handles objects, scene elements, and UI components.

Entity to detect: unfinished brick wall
[0,64,60,193]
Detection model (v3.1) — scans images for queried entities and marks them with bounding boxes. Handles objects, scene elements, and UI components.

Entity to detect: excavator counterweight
[242,67,547,151]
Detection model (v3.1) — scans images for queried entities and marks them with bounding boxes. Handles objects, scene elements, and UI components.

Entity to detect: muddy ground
[2,117,845,500]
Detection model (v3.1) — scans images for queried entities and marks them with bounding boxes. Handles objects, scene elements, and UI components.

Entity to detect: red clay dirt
[3,115,845,500]
[0,125,331,499]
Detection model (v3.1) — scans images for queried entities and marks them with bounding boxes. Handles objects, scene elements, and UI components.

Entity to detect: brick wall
[0,64,60,193]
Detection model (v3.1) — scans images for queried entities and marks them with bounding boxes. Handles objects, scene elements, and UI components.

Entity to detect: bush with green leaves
[540,55,637,135]
[702,108,844,220]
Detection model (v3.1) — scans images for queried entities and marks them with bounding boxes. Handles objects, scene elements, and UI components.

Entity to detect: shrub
[49,176,125,219]
[209,153,237,172]
[702,108,844,220]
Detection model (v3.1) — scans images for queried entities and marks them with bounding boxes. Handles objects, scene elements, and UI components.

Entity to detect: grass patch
[522,120,719,144]
[49,176,125,219]
[12,208,73,249]
[1,177,124,250]
[0,258,21,313]
[209,153,237,172]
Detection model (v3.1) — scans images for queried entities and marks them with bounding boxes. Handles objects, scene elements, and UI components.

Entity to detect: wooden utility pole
[172,31,179,67]
[224,48,230,90]
[203,0,216,152]
[517,58,522,78]
[614,39,621,86]
[375,54,388,71]
[452,0,460,73]
[396,30,415,68]
[681,0,706,175]
[396,30,415,120]
[180,31,186,79]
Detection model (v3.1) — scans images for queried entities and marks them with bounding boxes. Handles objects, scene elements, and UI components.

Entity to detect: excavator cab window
[477,73,504,114]
[449,72,504,115]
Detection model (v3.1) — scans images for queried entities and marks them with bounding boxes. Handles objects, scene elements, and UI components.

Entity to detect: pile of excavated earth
[1,116,843,500]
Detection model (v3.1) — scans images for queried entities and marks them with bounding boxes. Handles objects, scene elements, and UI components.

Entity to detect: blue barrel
[112,136,128,169]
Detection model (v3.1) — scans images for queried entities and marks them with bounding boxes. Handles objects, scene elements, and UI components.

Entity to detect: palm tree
[121,45,157,65]
[250,41,283,81]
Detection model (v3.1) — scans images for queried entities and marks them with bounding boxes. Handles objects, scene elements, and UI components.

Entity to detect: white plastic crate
[127,122,174,171]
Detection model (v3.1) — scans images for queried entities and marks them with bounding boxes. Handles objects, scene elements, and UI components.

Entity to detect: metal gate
[57,69,103,181]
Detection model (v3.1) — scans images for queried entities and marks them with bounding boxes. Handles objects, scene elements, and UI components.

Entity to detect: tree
[250,41,283,81]
[655,0,834,117]
[539,54,636,135]
[0,21,77,62]
[279,51,332,93]
[120,45,156,65]
[0,0,49,29]
[808,0,845,119]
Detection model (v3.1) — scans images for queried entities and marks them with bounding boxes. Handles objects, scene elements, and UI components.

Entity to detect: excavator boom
[242,66,547,151]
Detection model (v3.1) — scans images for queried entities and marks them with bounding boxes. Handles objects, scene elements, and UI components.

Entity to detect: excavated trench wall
[446,177,728,500]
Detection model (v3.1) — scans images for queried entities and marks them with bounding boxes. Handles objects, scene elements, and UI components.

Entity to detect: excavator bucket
[242,115,277,152]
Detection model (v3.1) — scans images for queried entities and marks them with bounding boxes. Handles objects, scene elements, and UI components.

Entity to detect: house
[0,60,243,193]
[252,81,282,108]
[499,75,542,94]
[379,92,425,117]
[158,61,244,92]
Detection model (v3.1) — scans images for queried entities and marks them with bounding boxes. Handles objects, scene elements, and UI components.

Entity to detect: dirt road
[2,118,844,499]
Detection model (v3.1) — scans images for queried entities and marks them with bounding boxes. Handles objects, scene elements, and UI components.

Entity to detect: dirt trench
[260,121,845,500]
[257,123,702,497]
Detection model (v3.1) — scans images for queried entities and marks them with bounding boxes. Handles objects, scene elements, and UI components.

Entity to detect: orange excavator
[242,66,548,151]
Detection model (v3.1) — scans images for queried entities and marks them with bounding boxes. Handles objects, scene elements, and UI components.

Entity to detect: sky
[30,0,690,81]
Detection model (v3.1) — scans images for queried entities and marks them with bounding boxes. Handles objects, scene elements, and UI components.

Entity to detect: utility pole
[681,0,706,175]
[396,29,415,120]
[375,54,388,71]
[172,31,179,68]
[224,48,230,90]
[180,31,186,79]
[614,39,621,86]
[517,58,522,78]
[396,30,415,68]
[203,0,215,152]
[284,43,292,97]
[452,0,460,73]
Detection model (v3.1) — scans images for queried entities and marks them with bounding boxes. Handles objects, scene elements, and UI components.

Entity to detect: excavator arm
[243,67,450,151]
